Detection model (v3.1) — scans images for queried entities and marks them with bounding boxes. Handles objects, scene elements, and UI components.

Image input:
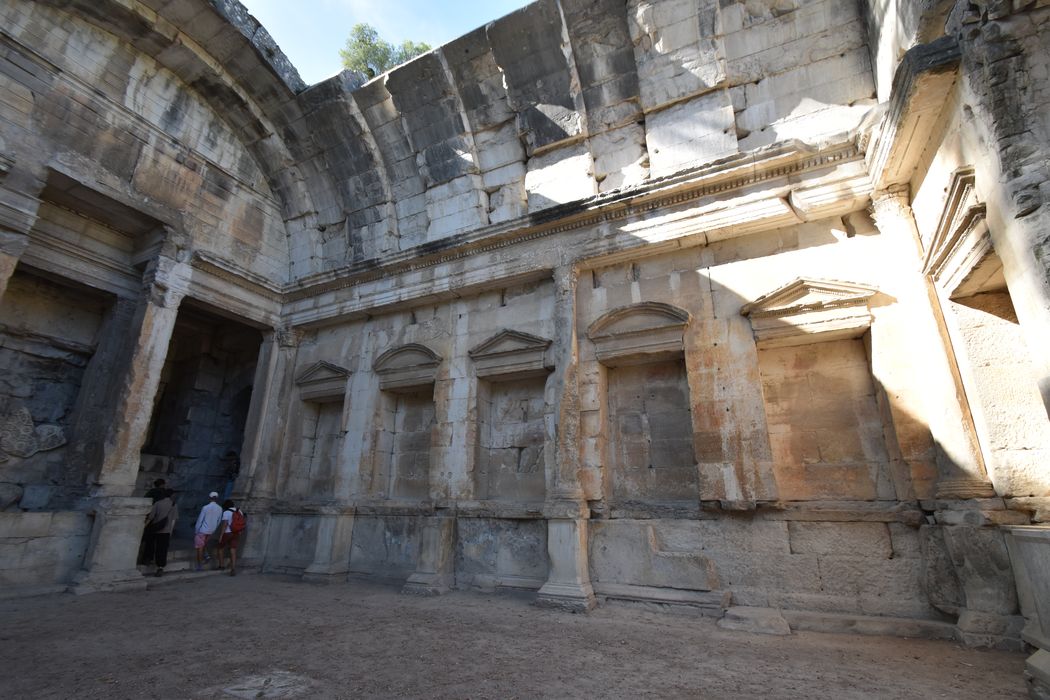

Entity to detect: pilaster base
[401,516,454,596]
[402,572,453,596]
[69,568,147,595]
[301,569,349,585]
[1026,649,1050,699]
[936,477,996,499]
[536,581,596,612]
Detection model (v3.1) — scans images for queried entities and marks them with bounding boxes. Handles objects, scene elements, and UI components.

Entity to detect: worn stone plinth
[401,516,455,596]
[1006,526,1050,698]
[302,511,355,584]
[69,497,150,595]
[718,606,791,636]
[536,518,595,612]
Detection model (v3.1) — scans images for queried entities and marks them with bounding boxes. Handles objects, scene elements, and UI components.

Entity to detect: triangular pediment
[469,330,552,359]
[740,279,877,318]
[295,361,351,386]
[373,343,441,373]
[587,302,690,340]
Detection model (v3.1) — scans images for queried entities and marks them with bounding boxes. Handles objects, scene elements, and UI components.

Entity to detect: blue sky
[239,0,534,85]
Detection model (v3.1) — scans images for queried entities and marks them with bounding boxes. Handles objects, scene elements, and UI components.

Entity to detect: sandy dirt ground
[0,574,1028,699]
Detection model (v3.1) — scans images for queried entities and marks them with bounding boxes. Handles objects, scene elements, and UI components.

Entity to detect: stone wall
[1,0,1048,661]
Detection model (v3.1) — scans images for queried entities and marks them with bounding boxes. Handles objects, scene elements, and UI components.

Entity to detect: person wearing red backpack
[216,499,247,576]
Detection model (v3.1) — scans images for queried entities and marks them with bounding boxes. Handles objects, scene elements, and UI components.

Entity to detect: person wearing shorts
[194,492,222,571]
[216,499,242,576]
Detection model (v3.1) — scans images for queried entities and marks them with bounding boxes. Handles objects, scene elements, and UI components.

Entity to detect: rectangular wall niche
[294,399,344,499]
[291,361,351,499]
[758,337,891,501]
[607,359,697,503]
[372,344,442,501]
[379,390,435,500]
[475,377,546,502]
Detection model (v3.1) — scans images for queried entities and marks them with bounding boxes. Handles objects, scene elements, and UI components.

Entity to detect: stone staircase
[137,545,235,589]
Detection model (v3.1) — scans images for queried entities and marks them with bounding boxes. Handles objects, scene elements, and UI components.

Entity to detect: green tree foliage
[340,24,432,79]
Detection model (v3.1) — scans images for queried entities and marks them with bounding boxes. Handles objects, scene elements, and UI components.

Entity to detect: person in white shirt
[194,492,222,571]
[216,499,244,577]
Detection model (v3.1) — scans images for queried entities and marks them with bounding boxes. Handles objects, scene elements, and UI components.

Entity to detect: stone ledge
[782,609,957,640]
[593,582,730,616]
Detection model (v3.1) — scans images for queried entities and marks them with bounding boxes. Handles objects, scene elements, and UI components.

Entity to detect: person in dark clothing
[144,478,167,503]
[142,489,178,577]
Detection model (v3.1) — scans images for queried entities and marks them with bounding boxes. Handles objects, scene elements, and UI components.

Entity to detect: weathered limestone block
[424,175,488,242]
[788,522,892,557]
[561,0,641,133]
[718,606,791,635]
[348,515,422,582]
[263,513,320,574]
[733,48,875,150]
[646,90,737,178]
[455,518,548,590]
[628,0,727,112]
[385,53,477,188]
[402,516,456,595]
[537,518,596,611]
[443,27,514,133]
[942,525,1024,648]
[488,0,584,155]
[524,143,597,211]
[589,520,718,591]
[590,125,649,192]
[70,496,149,594]
[723,0,865,85]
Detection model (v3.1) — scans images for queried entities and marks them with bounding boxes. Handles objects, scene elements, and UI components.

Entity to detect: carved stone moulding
[741,278,878,348]
[468,329,553,380]
[922,167,1003,300]
[373,343,441,392]
[295,361,351,402]
[587,302,690,366]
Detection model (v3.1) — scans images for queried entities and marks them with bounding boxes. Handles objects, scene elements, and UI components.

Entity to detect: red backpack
[230,509,247,533]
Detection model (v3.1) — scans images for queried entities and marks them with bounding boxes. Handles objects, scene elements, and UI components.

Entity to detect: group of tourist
[139,480,246,578]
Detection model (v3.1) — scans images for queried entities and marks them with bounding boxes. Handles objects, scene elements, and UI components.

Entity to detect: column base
[69,568,147,596]
[402,572,453,596]
[956,609,1026,650]
[1026,649,1050,700]
[535,581,596,612]
[301,568,349,585]
[936,478,996,499]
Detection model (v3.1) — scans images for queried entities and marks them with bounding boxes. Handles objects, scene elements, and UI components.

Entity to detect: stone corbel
[740,278,879,348]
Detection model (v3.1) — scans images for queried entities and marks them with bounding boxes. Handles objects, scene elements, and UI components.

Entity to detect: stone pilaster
[252,327,303,499]
[870,187,994,500]
[92,256,190,495]
[302,507,356,584]
[401,515,456,595]
[537,264,595,612]
[69,496,151,594]
[72,255,188,592]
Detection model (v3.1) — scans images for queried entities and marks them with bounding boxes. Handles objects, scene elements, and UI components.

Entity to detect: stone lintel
[868,35,962,191]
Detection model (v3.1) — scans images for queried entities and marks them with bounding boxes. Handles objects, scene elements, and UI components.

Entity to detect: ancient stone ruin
[1,0,1050,693]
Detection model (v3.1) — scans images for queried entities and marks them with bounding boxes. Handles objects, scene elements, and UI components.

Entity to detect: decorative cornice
[922,168,990,291]
[868,36,961,191]
[191,250,284,301]
[742,278,878,348]
[284,141,861,303]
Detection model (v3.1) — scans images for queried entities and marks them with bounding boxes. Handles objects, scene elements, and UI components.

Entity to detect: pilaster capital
[142,254,191,309]
[276,326,304,348]
[870,184,914,223]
